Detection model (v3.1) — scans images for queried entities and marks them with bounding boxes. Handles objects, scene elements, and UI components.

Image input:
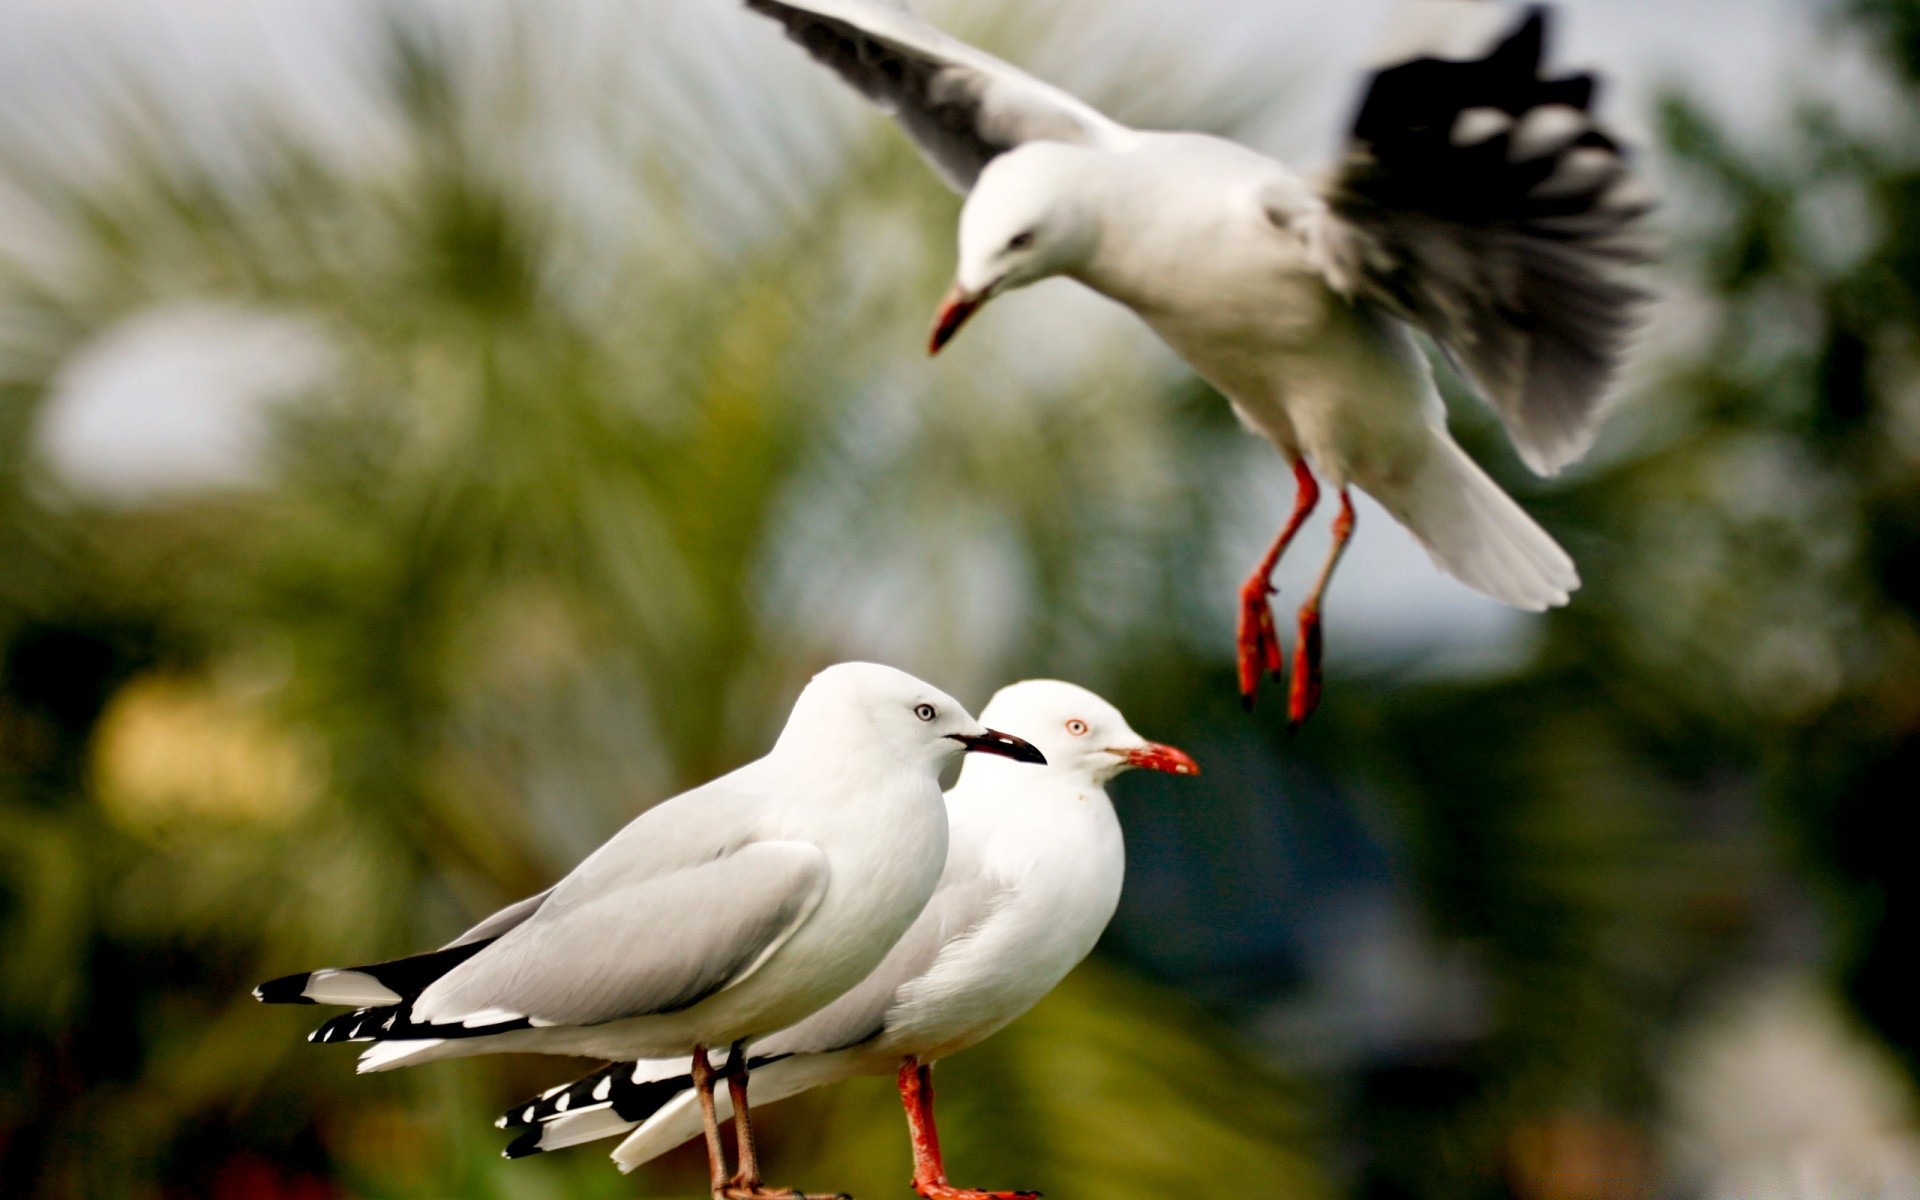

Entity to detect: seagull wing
[754,840,1009,1056]
[744,0,1132,191]
[496,842,1010,1154]
[398,839,830,1032]
[1298,2,1653,476]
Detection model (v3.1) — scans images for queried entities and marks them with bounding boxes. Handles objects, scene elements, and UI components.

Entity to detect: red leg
[1238,459,1320,709]
[897,1058,1039,1200]
[1288,488,1355,728]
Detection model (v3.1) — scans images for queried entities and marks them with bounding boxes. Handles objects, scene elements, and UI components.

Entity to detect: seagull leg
[1288,487,1355,728]
[724,1041,762,1193]
[691,1045,732,1200]
[1237,458,1320,709]
[898,1058,1039,1200]
[720,1042,850,1200]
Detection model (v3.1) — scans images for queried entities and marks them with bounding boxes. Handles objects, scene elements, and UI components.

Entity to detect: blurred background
[3,0,1919,1196]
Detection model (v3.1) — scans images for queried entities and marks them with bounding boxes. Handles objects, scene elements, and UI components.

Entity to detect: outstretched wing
[744,0,1132,191]
[1300,2,1653,476]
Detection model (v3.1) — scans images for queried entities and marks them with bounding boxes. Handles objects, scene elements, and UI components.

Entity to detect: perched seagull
[737,0,1651,721]
[253,661,1045,1200]
[494,679,1198,1200]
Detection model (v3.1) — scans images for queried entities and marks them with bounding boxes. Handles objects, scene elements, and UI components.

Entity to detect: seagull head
[931,144,1101,354]
[780,662,1046,774]
[971,679,1198,787]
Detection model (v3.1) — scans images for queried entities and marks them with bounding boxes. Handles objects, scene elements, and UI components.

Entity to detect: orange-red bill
[928,282,981,355]
[1121,742,1200,776]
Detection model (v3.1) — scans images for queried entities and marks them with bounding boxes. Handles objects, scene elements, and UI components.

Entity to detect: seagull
[493,679,1198,1200]
[736,0,1651,722]
[252,661,1046,1200]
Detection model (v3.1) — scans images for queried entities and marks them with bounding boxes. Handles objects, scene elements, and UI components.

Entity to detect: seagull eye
[914,704,938,722]
[1065,719,1089,736]
[1007,230,1035,251]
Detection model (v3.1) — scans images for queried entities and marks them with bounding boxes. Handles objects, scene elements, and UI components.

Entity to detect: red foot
[1287,607,1323,728]
[914,1184,1040,1200]
[1236,579,1285,708]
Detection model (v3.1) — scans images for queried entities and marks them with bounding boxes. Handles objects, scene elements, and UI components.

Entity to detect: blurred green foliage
[2,2,1919,1199]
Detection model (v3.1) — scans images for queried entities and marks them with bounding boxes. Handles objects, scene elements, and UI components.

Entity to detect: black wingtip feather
[254,973,317,1004]
[503,1130,546,1159]
[1326,0,1653,475]
[310,1006,379,1044]
[307,1000,531,1046]
[499,1065,698,1134]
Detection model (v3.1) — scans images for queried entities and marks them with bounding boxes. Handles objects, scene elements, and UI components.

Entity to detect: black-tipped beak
[950,728,1047,765]
[928,282,983,354]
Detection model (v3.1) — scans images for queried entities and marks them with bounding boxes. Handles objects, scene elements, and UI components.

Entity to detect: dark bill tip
[928,283,981,355]
[950,728,1047,765]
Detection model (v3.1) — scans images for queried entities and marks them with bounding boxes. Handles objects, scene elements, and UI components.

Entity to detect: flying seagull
[253,661,1045,1200]
[495,679,1197,1200]
[737,0,1651,722]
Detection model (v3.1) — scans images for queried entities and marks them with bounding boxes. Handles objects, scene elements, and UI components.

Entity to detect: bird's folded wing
[444,886,555,948]
[744,0,1131,191]
[754,846,1009,1057]
[1295,2,1653,476]
[407,840,830,1029]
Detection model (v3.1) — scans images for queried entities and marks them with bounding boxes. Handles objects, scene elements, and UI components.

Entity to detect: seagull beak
[950,728,1047,765]
[1116,742,1200,776]
[928,282,983,355]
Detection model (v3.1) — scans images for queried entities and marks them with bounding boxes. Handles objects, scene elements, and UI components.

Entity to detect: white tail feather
[1375,431,1579,611]
[613,1088,719,1173]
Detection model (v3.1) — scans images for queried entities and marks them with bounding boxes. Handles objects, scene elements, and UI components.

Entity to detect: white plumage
[496,679,1197,1200]
[255,661,1047,1199]
[739,0,1651,721]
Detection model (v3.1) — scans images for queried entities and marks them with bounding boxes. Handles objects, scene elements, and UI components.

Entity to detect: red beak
[1120,742,1200,776]
[928,282,982,355]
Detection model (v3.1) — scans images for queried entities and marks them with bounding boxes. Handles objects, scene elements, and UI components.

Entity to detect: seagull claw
[1235,581,1286,708]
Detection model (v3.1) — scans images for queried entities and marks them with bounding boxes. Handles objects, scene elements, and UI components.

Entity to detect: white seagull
[253,661,1046,1200]
[494,679,1198,1200]
[737,0,1651,722]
